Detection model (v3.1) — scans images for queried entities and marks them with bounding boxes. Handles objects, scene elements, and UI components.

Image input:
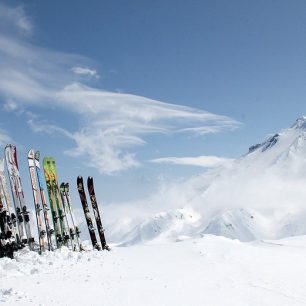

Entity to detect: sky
[0,0,305,206]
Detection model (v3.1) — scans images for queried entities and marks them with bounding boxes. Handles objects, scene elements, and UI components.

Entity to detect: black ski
[0,202,14,258]
[77,176,100,250]
[87,177,110,251]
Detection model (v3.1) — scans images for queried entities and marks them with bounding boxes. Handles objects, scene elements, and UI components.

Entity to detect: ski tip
[4,144,13,149]
[27,149,34,158]
[34,151,40,160]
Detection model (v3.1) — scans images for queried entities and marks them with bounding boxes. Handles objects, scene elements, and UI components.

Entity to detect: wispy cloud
[71,66,98,78]
[0,3,32,35]
[151,156,233,168]
[55,83,239,173]
[179,125,238,135]
[0,3,241,174]
[27,119,73,139]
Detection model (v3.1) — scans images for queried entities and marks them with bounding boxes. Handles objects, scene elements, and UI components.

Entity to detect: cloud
[71,66,98,78]
[0,3,32,34]
[179,125,238,135]
[55,83,239,174]
[66,129,141,175]
[27,119,73,139]
[3,99,18,112]
[151,156,233,168]
[0,3,241,175]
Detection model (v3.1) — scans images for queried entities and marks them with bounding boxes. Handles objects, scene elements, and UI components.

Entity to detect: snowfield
[1,235,306,306]
[3,117,306,305]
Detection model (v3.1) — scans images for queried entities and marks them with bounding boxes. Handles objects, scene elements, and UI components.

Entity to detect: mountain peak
[292,116,306,130]
[248,116,306,154]
[248,133,279,154]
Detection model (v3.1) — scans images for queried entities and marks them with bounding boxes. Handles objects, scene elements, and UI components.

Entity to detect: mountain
[107,116,306,244]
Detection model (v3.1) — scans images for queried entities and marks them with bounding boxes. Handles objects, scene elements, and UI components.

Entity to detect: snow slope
[2,118,306,306]
[105,116,306,244]
[1,236,306,306]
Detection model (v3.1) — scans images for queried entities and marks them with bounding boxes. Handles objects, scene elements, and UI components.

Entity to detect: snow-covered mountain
[106,116,306,244]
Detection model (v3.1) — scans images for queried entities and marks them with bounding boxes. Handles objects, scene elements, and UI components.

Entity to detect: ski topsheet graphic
[5,144,34,250]
[43,157,63,248]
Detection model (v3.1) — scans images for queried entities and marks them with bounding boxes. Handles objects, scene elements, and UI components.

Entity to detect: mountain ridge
[106,116,306,245]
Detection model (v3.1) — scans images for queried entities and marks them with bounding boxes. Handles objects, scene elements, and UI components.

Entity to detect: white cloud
[0,4,241,175]
[27,119,73,139]
[0,3,32,34]
[151,156,233,168]
[179,125,238,135]
[54,83,239,174]
[66,129,141,175]
[71,66,98,78]
[3,99,18,112]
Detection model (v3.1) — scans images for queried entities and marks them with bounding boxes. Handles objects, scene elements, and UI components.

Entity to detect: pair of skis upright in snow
[43,157,82,251]
[77,176,109,251]
[5,145,35,251]
[59,182,82,251]
[27,150,55,253]
[0,155,21,258]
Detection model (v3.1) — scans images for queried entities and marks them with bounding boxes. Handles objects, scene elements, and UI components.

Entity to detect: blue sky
[0,1,305,204]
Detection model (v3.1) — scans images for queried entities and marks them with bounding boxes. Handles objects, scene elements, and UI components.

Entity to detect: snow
[2,236,306,305]
[3,117,306,305]
[103,117,306,244]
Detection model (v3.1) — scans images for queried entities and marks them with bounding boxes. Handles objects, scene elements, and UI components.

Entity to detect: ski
[43,157,63,248]
[49,158,71,248]
[28,149,46,253]
[34,151,54,251]
[5,144,35,250]
[87,177,110,251]
[0,158,21,250]
[64,183,83,250]
[44,157,71,247]
[77,176,100,250]
[60,183,82,251]
[0,199,14,258]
